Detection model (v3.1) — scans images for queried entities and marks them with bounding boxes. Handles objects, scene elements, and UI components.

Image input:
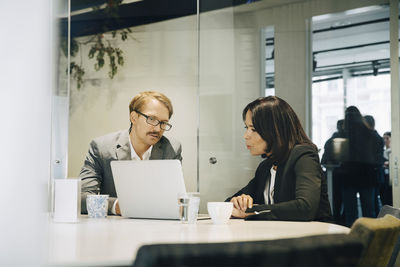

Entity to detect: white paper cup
[86,194,109,218]
[207,202,233,224]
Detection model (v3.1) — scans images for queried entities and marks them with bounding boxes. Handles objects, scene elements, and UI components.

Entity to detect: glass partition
[263,26,275,96]
[57,0,399,216]
[50,0,70,216]
[198,1,265,211]
[66,0,199,194]
[52,0,70,181]
[312,5,392,154]
[64,0,267,213]
[311,4,397,225]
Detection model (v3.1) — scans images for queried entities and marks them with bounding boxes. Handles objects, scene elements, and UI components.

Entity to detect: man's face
[130,98,170,147]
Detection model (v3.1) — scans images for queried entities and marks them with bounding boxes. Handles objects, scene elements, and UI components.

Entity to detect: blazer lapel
[273,159,288,203]
[116,130,131,160]
[150,138,164,159]
[256,159,272,204]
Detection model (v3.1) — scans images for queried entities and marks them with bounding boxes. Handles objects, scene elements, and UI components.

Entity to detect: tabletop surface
[48,216,350,266]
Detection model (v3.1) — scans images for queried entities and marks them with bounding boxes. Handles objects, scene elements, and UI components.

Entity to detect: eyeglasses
[134,110,172,131]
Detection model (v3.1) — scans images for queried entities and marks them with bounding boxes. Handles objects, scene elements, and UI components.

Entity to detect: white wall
[0,1,52,265]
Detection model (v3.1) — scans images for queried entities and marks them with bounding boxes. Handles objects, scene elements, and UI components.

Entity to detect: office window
[312,5,391,154]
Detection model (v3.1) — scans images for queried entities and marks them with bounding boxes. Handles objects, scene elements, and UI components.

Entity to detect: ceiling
[67,0,257,37]
[265,4,398,86]
[312,5,394,81]
[66,1,398,84]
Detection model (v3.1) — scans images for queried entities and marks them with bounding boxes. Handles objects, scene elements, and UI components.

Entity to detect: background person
[364,115,384,216]
[340,107,378,226]
[382,131,392,206]
[226,96,332,222]
[321,119,346,225]
[321,119,344,164]
[80,91,182,215]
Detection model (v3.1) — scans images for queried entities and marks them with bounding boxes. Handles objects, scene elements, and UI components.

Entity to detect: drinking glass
[178,192,200,224]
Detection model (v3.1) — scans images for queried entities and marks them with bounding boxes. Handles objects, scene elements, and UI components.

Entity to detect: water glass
[178,192,200,224]
[86,194,109,218]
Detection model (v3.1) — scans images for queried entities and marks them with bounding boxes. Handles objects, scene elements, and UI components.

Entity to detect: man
[321,119,346,224]
[364,115,385,215]
[321,119,344,165]
[80,91,182,215]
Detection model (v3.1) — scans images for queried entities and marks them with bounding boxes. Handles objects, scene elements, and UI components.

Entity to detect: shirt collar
[129,138,153,160]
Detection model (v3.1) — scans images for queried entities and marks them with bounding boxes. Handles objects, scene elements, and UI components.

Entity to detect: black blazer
[226,145,333,222]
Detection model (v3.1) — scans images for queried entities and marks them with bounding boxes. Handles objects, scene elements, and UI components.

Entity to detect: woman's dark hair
[384,131,391,137]
[343,106,375,163]
[343,106,369,135]
[243,96,315,163]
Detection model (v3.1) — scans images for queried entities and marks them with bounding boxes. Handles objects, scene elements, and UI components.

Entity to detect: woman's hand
[230,194,253,211]
[384,160,389,167]
[231,207,254,218]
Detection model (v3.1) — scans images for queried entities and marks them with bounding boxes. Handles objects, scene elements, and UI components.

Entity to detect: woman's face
[243,110,267,156]
[384,134,391,148]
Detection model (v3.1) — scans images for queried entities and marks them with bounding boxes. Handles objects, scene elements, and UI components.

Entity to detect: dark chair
[378,205,400,267]
[132,234,363,267]
[349,214,400,267]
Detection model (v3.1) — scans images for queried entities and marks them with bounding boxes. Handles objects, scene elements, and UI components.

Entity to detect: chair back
[132,234,363,267]
[378,205,400,219]
[377,205,400,267]
[350,214,400,267]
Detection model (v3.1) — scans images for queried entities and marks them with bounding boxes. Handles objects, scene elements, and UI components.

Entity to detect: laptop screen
[111,160,186,219]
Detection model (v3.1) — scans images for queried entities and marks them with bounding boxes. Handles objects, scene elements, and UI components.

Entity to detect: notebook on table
[111,159,186,220]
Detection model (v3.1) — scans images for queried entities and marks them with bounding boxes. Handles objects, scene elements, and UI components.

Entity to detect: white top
[48,216,350,267]
[264,167,276,204]
[384,148,391,161]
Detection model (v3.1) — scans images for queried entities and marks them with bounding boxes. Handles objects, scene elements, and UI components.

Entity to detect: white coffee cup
[207,202,233,224]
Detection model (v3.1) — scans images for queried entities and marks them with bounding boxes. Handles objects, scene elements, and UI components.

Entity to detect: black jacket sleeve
[246,145,332,222]
[225,159,270,203]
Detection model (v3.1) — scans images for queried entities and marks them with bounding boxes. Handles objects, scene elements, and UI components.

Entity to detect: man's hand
[115,201,121,215]
[230,194,253,211]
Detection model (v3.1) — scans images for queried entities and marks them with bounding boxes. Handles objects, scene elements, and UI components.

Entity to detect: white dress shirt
[264,166,276,205]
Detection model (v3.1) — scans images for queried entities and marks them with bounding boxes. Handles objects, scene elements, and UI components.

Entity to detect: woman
[226,96,332,222]
[339,106,378,226]
[383,131,391,162]
[381,131,392,206]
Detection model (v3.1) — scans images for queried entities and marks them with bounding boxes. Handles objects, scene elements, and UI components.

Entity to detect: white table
[48,216,350,267]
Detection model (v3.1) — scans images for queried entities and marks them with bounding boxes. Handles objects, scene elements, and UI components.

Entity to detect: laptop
[110,159,186,219]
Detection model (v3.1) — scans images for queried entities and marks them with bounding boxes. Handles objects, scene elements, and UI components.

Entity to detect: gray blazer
[79,129,182,214]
